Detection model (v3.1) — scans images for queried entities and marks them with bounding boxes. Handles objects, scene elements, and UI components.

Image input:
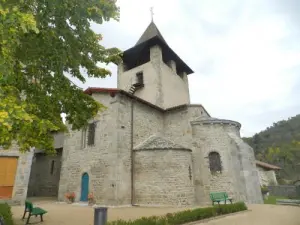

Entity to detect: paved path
[202,204,300,225]
[11,201,300,225]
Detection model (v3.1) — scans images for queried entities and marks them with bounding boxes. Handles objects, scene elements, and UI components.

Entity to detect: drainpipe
[130,97,135,206]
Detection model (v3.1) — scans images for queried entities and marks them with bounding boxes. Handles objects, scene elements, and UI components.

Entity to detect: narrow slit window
[208,152,222,173]
[188,165,192,180]
[87,122,96,146]
[135,72,144,86]
[50,160,55,175]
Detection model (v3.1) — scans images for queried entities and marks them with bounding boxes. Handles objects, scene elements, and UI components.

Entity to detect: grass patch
[108,202,247,225]
[0,202,14,225]
[264,196,289,205]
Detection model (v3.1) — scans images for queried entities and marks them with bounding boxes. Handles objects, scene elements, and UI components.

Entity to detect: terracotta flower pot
[67,198,74,204]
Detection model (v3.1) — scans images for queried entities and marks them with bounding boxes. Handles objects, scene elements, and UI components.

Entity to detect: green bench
[22,200,47,224]
[209,192,233,205]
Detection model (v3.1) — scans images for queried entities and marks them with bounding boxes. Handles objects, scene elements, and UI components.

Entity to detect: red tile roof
[256,160,281,170]
[84,87,119,95]
[83,87,210,115]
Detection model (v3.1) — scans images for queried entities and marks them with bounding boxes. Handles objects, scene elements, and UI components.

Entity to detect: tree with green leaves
[0,0,121,153]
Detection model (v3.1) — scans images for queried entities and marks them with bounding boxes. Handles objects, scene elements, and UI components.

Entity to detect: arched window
[208,152,222,173]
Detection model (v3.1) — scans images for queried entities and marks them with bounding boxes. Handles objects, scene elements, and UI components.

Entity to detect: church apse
[133,135,195,206]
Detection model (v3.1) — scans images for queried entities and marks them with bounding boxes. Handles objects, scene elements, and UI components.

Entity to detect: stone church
[0,21,263,206]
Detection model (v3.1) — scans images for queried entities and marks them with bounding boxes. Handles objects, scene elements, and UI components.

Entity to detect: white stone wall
[118,45,190,109]
[58,93,120,205]
[163,105,211,205]
[161,62,190,108]
[134,149,194,206]
[191,123,238,203]
[228,133,263,203]
[59,91,263,206]
[118,61,162,107]
[114,94,164,205]
[257,166,278,186]
[59,92,164,205]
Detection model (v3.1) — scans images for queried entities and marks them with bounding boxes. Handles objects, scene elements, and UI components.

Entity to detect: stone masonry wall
[134,149,194,206]
[59,92,164,205]
[228,137,248,202]
[118,45,190,109]
[268,185,299,198]
[0,145,33,205]
[228,133,263,204]
[163,105,211,205]
[190,123,240,204]
[58,93,120,205]
[27,150,62,197]
[116,94,164,205]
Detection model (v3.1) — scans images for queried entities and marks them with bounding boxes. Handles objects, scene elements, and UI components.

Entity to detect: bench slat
[32,207,47,215]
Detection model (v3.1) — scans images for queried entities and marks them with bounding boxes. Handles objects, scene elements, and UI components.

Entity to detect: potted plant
[65,192,76,203]
[88,193,95,206]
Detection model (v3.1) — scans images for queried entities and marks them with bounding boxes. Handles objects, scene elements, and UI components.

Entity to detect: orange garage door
[0,157,18,199]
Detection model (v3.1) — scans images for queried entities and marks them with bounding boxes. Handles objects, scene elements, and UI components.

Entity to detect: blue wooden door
[80,173,89,201]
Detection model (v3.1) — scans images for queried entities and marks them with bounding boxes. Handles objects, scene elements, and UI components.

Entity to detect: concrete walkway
[202,204,300,225]
[11,202,300,225]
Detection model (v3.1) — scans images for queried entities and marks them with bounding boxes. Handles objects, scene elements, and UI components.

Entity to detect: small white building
[256,160,281,186]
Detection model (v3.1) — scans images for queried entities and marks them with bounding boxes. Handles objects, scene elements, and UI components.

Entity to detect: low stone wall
[268,185,299,198]
[276,199,300,206]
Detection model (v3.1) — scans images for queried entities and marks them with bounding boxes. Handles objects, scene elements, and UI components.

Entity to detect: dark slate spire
[135,21,167,46]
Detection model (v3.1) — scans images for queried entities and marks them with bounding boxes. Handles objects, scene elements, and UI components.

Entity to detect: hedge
[108,202,247,225]
[0,203,14,225]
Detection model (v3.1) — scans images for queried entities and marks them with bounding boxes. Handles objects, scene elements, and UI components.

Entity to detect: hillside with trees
[243,114,300,184]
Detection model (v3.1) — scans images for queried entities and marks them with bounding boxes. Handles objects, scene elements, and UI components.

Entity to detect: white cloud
[76,0,300,137]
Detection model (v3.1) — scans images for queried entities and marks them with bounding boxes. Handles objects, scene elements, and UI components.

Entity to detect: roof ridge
[135,21,167,46]
[134,135,190,150]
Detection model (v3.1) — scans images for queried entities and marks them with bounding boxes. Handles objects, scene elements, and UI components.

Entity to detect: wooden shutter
[0,157,18,199]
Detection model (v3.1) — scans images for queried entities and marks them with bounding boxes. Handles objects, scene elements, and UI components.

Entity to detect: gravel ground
[10,199,300,225]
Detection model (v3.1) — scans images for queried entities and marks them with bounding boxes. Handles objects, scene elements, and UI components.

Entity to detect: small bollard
[0,216,5,225]
[94,207,108,225]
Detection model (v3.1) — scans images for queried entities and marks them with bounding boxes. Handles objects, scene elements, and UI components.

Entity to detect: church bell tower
[117,19,193,109]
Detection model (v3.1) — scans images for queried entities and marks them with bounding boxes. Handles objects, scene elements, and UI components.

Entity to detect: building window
[134,71,144,86]
[50,160,55,175]
[188,165,192,180]
[208,152,222,173]
[87,122,96,146]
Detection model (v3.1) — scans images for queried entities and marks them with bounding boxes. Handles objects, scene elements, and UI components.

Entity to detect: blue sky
[70,0,300,137]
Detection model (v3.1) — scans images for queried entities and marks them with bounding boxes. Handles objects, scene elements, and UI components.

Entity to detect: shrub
[0,203,14,225]
[261,186,269,194]
[107,202,247,225]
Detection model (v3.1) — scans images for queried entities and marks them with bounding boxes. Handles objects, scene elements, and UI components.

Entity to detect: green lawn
[264,196,286,205]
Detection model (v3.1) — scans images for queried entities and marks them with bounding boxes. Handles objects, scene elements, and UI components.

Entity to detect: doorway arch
[80,173,89,202]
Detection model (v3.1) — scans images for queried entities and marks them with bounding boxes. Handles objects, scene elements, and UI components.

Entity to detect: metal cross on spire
[150,7,154,22]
